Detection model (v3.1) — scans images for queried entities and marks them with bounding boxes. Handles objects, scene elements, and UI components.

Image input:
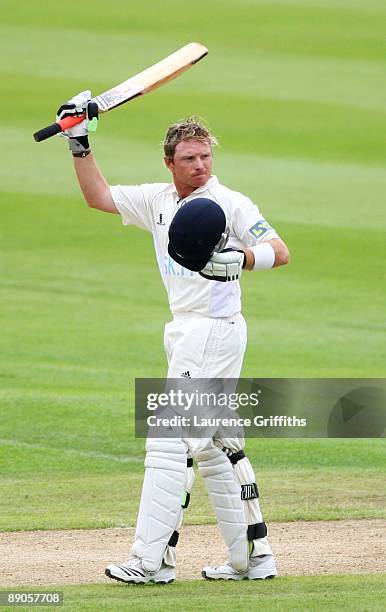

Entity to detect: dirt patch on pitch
[1,520,385,586]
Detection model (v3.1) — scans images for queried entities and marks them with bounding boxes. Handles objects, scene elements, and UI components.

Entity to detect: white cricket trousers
[164,312,247,380]
[163,312,247,457]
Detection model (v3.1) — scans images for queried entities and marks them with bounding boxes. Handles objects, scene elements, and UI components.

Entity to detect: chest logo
[157,213,166,226]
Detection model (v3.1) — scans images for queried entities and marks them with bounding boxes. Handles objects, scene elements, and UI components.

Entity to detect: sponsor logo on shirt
[164,256,196,277]
[156,213,166,225]
[248,219,275,240]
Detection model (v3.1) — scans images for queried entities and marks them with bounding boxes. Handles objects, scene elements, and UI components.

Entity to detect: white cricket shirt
[110,176,278,318]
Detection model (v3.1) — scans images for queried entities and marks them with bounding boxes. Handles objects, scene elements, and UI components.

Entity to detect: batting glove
[56,90,98,156]
[199,249,246,282]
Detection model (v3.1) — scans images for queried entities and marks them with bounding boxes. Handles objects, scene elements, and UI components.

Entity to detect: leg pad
[197,446,248,573]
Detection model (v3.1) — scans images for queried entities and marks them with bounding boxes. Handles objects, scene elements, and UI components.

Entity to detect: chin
[193,175,208,185]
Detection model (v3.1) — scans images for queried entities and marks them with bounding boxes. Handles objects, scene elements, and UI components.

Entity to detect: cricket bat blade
[33,42,208,142]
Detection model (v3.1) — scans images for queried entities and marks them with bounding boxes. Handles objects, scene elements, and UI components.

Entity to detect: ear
[164,156,174,171]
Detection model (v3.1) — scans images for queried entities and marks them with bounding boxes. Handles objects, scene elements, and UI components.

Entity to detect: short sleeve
[110,184,151,231]
[232,194,279,247]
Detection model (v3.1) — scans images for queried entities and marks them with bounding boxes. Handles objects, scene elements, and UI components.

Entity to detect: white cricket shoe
[105,556,175,585]
[202,555,277,581]
[248,554,277,580]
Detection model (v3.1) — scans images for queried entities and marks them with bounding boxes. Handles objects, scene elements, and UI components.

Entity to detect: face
[165,139,213,196]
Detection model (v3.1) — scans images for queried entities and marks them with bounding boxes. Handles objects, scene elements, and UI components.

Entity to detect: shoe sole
[105,568,174,585]
[202,570,276,581]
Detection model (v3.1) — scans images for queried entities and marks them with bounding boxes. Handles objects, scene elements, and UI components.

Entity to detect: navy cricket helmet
[168,198,228,272]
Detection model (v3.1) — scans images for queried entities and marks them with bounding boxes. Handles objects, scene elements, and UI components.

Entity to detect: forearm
[244,239,289,270]
[73,153,108,204]
[243,248,255,271]
[73,153,117,213]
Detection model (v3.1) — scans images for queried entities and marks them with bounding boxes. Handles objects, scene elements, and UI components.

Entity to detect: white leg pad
[163,461,195,568]
[131,439,186,572]
[234,456,273,557]
[234,456,263,524]
[197,446,248,573]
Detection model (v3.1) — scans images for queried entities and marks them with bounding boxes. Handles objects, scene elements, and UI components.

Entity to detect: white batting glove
[56,90,98,155]
[56,90,93,136]
[199,249,246,282]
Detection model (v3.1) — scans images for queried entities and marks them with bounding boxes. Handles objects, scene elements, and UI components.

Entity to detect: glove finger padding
[199,249,245,282]
[56,90,98,140]
[56,90,92,121]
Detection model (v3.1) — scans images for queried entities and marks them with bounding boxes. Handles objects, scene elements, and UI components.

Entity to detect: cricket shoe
[202,555,277,581]
[105,556,175,585]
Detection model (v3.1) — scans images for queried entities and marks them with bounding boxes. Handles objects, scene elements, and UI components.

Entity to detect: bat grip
[33,114,86,142]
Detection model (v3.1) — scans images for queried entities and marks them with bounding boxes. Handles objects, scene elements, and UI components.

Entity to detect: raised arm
[73,154,118,214]
[57,90,118,214]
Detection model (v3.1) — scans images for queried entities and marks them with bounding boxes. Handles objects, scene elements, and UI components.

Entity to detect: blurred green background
[0,0,385,535]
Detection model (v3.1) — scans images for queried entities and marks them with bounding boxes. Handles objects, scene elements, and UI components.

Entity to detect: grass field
[2,575,386,612]
[1,0,385,609]
[1,438,385,531]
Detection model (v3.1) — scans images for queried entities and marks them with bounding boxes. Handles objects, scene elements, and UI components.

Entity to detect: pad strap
[226,449,246,465]
[241,483,259,500]
[247,522,267,541]
[168,530,179,547]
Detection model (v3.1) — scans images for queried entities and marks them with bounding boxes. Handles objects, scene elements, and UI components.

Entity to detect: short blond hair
[163,117,218,160]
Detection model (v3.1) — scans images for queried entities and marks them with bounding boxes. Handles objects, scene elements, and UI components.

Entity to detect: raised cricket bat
[33,42,208,142]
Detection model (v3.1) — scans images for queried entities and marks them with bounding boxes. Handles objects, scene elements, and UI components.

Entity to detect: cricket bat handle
[33,114,85,142]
